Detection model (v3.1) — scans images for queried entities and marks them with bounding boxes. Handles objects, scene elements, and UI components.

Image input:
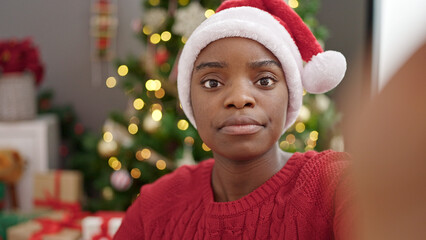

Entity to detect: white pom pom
[302,51,347,94]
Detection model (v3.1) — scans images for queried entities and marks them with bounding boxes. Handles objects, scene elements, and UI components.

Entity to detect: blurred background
[0,0,425,238]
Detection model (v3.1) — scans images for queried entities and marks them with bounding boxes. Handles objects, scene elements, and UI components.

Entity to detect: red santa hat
[177,0,346,131]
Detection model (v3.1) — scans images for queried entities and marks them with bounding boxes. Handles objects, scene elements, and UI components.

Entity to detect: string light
[135,150,143,161]
[106,77,117,88]
[141,148,151,159]
[143,25,152,35]
[303,89,307,96]
[184,136,194,146]
[129,116,140,124]
[156,160,166,170]
[131,168,141,179]
[155,88,165,99]
[145,79,162,91]
[148,0,160,6]
[133,98,145,110]
[202,143,211,152]
[128,123,138,135]
[279,140,290,149]
[108,157,118,166]
[177,119,189,131]
[152,110,162,121]
[286,134,296,144]
[181,36,188,44]
[295,122,305,133]
[117,65,128,76]
[289,0,299,8]
[178,0,189,6]
[151,103,162,111]
[103,132,113,142]
[150,34,161,44]
[298,105,311,122]
[111,160,121,170]
[205,9,215,18]
[160,31,172,41]
[310,131,319,141]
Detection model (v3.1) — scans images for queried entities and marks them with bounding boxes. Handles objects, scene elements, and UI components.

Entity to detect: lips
[219,116,264,135]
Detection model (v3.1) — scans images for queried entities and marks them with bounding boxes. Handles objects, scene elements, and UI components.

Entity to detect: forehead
[194,37,280,64]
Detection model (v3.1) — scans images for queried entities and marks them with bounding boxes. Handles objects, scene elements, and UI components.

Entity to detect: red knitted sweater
[114,150,352,240]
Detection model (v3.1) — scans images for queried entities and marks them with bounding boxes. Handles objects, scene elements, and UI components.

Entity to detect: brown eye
[256,77,275,87]
[203,79,222,89]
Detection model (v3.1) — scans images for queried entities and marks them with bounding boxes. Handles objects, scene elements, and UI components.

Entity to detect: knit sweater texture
[114,150,352,240]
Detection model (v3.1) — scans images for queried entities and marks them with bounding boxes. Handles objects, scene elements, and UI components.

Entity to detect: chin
[213,144,273,162]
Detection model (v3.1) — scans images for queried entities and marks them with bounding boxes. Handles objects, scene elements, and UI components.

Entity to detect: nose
[223,80,255,109]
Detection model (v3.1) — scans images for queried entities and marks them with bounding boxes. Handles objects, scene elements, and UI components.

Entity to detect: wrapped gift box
[7,211,81,240]
[0,209,48,240]
[33,170,83,210]
[82,211,125,240]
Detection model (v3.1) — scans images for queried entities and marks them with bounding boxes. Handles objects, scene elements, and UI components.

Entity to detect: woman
[114,0,351,239]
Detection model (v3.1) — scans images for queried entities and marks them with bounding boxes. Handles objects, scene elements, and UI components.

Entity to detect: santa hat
[177,0,346,131]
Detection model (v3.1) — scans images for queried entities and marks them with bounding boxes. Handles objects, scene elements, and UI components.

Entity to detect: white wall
[374,0,426,92]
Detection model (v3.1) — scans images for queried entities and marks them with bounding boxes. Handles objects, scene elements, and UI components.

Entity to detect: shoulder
[291,150,351,216]
[139,159,214,209]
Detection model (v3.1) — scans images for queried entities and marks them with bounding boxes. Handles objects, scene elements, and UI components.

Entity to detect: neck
[211,144,292,202]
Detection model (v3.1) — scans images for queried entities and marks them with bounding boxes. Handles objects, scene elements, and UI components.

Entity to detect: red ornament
[74,123,84,135]
[155,47,170,66]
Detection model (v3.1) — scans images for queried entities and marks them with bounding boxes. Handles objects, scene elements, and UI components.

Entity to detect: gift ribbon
[33,170,82,212]
[92,212,125,240]
[29,212,81,240]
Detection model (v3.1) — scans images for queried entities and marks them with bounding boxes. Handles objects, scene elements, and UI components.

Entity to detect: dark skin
[190,37,293,202]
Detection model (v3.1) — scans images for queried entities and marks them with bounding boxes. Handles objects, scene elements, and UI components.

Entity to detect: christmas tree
[65,0,342,211]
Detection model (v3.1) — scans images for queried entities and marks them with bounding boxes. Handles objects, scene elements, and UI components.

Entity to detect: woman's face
[190,37,288,161]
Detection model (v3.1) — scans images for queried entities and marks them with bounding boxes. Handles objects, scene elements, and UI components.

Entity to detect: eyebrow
[194,61,228,71]
[248,60,282,69]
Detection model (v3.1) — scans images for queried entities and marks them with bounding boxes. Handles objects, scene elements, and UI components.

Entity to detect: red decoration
[74,123,85,135]
[155,47,170,66]
[0,38,45,86]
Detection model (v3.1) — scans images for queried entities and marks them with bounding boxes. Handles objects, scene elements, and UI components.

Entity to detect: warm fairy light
[128,123,138,135]
[178,0,189,6]
[184,136,194,146]
[149,0,160,6]
[289,0,299,8]
[108,157,118,166]
[177,119,189,131]
[156,160,167,170]
[131,168,141,179]
[133,98,145,110]
[143,25,152,35]
[111,160,121,170]
[161,31,172,41]
[151,103,162,111]
[117,65,129,76]
[280,140,290,149]
[310,131,319,141]
[135,151,143,161]
[141,148,151,159]
[202,143,211,152]
[150,34,161,44]
[298,105,311,122]
[106,77,117,88]
[103,132,113,142]
[286,134,296,144]
[155,88,165,99]
[151,110,162,121]
[303,89,307,96]
[181,36,188,44]
[295,122,306,133]
[205,9,215,18]
[145,79,162,91]
[306,138,317,148]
